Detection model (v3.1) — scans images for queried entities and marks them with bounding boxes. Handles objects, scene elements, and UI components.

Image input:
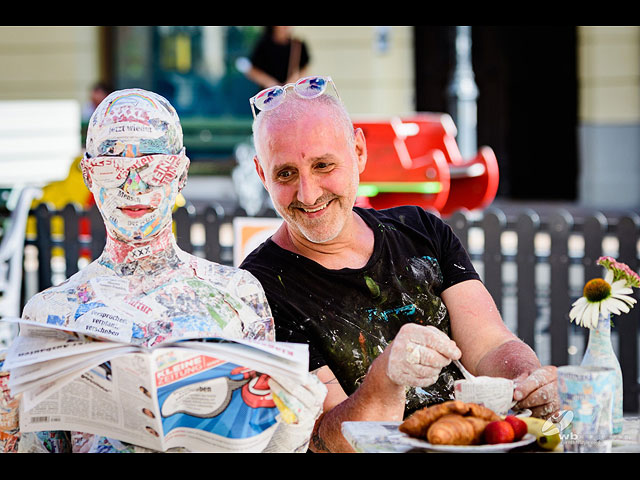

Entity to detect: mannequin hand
[268,372,327,425]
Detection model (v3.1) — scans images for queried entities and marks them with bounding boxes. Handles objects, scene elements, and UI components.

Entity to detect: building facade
[0,26,638,208]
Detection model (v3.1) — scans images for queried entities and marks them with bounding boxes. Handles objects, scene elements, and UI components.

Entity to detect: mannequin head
[81,89,189,243]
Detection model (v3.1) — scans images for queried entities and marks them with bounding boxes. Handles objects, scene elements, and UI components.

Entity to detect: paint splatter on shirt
[242,206,481,416]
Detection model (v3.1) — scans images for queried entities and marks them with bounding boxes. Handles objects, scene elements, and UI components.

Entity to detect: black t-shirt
[241,206,481,416]
[250,38,310,85]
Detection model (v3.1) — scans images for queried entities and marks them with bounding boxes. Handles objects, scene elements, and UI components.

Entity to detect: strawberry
[504,415,528,441]
[483,420,515,444]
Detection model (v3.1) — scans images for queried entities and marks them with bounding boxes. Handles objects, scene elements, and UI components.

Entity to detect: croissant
[399,400,501,443]
[426,414,490,445]
[399,400,469,438]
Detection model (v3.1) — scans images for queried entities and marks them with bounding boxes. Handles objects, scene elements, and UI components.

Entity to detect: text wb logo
[542,410,576,438]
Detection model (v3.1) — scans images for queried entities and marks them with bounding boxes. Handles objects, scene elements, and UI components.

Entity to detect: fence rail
[19,203,640,413]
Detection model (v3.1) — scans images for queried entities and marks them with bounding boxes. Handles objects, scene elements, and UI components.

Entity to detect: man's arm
[444,279,559,418]
[308,323,462,453]
[245,66,280,89]
[309,355,405,453]
[444,279,539,375]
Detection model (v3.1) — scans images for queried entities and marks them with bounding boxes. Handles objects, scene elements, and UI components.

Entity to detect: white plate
[392,432,536,453]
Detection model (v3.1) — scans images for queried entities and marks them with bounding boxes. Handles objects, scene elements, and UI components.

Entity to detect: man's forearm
[475,339,541,379]
[310,351,406,452]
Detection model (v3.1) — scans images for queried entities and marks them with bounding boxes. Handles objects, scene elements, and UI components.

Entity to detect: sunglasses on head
[82,148,189,189]
[249,75,340,119]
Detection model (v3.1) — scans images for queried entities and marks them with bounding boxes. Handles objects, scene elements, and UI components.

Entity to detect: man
[15,88,325,453]
[240,76,559,453]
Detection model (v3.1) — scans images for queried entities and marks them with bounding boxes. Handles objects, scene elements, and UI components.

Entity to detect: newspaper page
[5,319,309,452]
[2,319,309,391]
[0,349,20,453]
[19,348,285,452]
[2,320,136,411]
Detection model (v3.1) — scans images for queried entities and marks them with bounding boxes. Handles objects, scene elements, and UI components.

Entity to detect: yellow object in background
[26,155,90,241]
[31,156,91,211]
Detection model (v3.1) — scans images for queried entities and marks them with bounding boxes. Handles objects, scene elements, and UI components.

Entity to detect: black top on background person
[247,26,310,88]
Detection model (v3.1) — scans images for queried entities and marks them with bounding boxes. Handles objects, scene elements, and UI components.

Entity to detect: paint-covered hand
[386,323,462,387]
[263,373,327,453]
[512,365,559,419]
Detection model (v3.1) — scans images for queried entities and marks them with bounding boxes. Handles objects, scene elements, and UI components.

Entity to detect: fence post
[34,203,53,291]
[482,208,506,313]
[548,210,573,367]
[516,210,539,349]
[204,204,224,263]
[88,205,105,261]
[174,205,195,254]
[616,214,640,412]
[448,210,470,251]
[62,203,81,277]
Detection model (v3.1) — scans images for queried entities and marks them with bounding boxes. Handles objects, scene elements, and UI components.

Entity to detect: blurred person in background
[245,26,310,89]
[82,82,113,122]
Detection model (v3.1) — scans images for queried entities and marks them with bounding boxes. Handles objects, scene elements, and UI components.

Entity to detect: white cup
[453,376,514,415]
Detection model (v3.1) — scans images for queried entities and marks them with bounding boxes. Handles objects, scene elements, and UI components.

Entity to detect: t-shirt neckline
[264,207,383,275]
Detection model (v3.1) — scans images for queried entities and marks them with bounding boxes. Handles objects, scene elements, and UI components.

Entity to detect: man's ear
[254,155,268,189]
[354,127,367,174]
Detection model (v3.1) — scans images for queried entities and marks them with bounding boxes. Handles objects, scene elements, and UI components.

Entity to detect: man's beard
[282,194,348,244]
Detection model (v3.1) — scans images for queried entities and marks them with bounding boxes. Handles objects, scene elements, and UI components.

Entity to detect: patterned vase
[580,313,623,434]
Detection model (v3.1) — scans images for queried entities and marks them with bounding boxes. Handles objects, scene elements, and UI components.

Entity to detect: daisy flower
[569,258,639,329]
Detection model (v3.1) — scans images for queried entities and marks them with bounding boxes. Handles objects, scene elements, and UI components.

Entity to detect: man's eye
[277,170,293,179]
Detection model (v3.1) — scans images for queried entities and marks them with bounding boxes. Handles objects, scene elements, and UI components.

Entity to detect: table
[341,416,640,453]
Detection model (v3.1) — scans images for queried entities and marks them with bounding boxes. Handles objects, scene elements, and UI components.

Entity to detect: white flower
[569,270,637,329]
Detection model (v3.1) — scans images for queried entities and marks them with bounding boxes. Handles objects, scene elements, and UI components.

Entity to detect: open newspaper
[1,318,308,452]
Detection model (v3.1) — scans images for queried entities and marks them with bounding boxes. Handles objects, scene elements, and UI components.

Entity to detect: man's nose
[296,172,323,206]
[122,169,150,195]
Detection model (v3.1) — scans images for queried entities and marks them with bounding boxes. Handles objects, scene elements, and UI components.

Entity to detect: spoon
[453,359,474,380]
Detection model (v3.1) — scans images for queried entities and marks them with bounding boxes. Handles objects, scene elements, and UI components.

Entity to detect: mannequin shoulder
[21,261,112,324]
[183,253,263,295]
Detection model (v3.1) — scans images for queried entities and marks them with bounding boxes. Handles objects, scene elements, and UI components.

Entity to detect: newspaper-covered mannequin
[14,88,325,453]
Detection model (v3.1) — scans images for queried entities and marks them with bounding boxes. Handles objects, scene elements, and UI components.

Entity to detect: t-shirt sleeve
[417,208,481,293]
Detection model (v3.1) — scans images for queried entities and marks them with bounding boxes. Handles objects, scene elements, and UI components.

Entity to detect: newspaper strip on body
[1,318,308,452]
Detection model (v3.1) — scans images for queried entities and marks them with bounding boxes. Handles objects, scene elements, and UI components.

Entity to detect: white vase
[580,313,623,434]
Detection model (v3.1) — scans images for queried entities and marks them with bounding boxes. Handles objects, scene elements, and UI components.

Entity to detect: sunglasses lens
[87,152,187,188]
[138,155,186,186]
[295,76,327,98]
[87,158,128,188]
[253,86,285,111]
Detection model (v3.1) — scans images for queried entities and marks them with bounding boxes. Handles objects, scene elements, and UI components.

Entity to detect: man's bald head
[251,94,356,165]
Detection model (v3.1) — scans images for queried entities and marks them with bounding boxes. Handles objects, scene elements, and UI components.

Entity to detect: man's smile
[293,198,336,217]
[300,202,330,213]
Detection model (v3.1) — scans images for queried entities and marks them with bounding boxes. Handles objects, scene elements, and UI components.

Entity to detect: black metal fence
[449,208,640,412]
[24,203,640,412]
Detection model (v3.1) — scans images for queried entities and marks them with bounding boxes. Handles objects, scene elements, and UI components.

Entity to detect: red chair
[354,114,499,216]
[354,117,450,212]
